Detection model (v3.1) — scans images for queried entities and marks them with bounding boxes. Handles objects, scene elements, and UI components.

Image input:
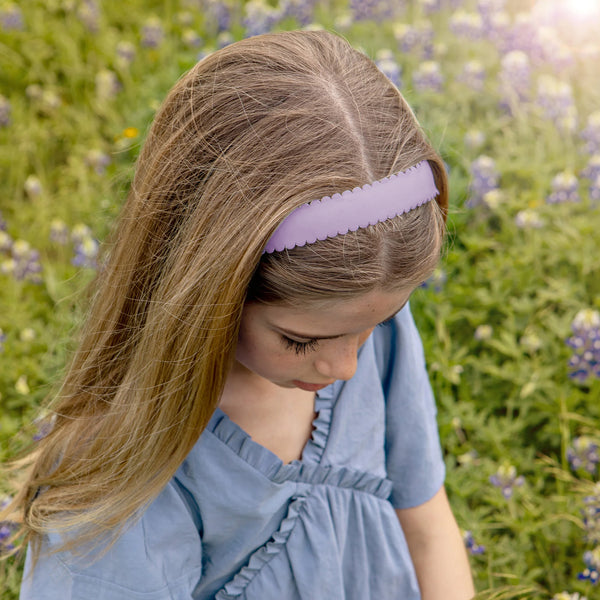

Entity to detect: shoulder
[22,480,202,599]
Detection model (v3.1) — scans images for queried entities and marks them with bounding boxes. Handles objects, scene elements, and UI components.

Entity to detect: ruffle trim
[214,495,307,600]
[206,401,391,498]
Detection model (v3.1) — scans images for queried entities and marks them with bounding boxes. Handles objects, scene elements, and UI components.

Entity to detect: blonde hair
[3,30,447,563]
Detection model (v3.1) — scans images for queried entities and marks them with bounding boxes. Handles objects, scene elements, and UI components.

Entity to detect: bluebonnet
[477,0,505,20]
[72,237,99,270]
[499,50,531,113]
[449,10,484,40]
[582,484,600,545]
[0,2,23,31]
[116,41,136,66]
[11,240,43,283]
[49,219,69,245]
[419,0,441,15]
[280,0,316,26]
[546,172,580,204]
[420,267,446,292]
[578,547,600,584]
[536,75,577,134]
[589,175,600,204]
[182,29,203,48]
[243,0,281,38]
[457,60,485,92]
[376,51,402,88]
[581,155,600,183]
[467,155,499,208]
[462,530,485,555]
[0,497,17,555]
[567,437,599,474]
[77,0,100,34]
[0,95,11,127]
[85,149,111,175]
[566,309,600,383]
[0,328,5,353]
[141,16,165,48]
[581,112,600,155]
[203,0,232,33]
[350,0,401,22]
[412,61,443,93]
[489,464,524,499]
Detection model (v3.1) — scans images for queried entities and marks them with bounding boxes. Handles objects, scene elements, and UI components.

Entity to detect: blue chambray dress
[21,304,445,600]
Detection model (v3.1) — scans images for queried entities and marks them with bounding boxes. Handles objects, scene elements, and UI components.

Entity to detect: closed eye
[282,336,320,355]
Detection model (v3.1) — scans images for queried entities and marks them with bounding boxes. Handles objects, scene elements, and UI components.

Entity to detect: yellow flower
[123,127,139,139]
[16,375,30,395]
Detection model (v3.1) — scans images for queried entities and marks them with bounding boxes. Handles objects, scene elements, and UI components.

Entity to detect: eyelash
[281,316,395,355]
[282,336,320,355]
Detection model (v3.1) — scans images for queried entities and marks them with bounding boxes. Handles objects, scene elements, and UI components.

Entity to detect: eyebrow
[277,301,409,341]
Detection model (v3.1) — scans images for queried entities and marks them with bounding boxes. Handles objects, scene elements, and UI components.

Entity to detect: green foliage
[1,1,600,598]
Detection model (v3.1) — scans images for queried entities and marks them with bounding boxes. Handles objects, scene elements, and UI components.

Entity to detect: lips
[292,380,333,392]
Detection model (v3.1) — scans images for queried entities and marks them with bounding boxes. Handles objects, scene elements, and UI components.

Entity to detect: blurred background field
[1,0,600,598]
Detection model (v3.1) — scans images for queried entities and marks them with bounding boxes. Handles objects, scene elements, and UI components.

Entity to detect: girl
[6,30,474,599]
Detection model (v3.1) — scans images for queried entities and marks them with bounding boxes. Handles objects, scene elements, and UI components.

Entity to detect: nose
[314,334,365,382]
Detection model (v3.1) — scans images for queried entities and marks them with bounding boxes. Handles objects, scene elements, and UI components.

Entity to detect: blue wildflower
[581,112,600,155]
[420,267,446,292]
[567,437,599,474]
[243,0,281,38]
[566,309,600,383]
[582,483,600,545]
[489,464,525,499]
[350,0,400,22]
[449,10,484,40]
[204,0,231,33]
[499,50,531,113]
[280,0,316,26]
[0,497,17,555]
[412,61,443,93]
[77,0,100,34]
[462,530,485,555]
[376,50,402,88]
[467,155,499,208]
[49,219,69,245]
[85,149,111,175]
[72,236,99,270]
[0,3,23,31]
[141,16,164,48]
[537,75,577,134]
[546,172,580,204]
[116,41,136,66]
[457,60,486,92]
[578,547,600,584]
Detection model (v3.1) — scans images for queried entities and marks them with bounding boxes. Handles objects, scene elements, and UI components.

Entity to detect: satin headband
[263,160,439,254]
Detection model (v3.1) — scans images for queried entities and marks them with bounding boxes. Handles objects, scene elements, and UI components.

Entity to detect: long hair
[3,30,447,562]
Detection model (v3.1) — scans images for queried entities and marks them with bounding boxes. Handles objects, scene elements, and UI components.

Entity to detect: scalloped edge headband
[263,160,439,254]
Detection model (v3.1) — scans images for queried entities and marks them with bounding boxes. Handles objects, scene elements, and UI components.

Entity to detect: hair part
[2,29,447,565]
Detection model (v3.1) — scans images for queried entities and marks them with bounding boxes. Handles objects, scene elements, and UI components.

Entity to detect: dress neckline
[206,381,338,478]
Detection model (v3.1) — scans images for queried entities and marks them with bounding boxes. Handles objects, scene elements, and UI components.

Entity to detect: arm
[396,485,474,600]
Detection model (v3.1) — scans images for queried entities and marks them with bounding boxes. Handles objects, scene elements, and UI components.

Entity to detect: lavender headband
[263,160,439,254]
